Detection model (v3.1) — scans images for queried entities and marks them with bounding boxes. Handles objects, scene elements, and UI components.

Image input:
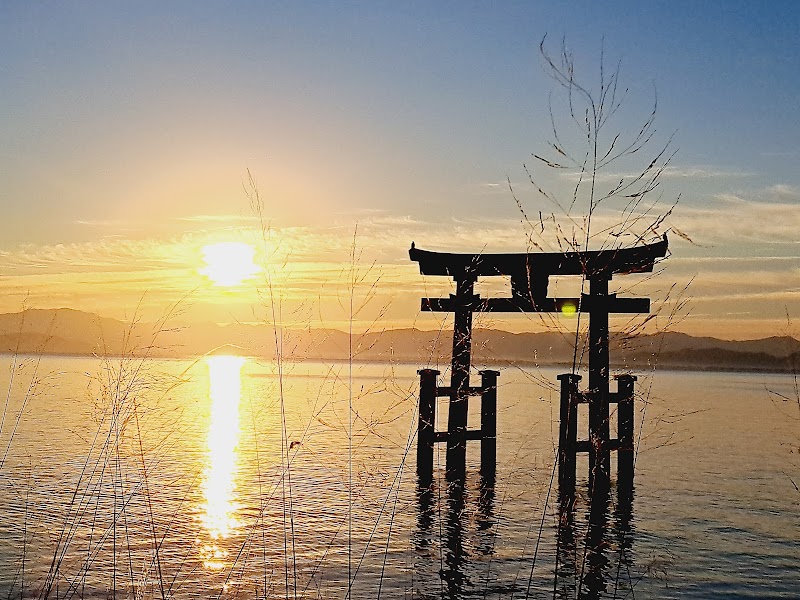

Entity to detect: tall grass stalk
[504,37,683,597]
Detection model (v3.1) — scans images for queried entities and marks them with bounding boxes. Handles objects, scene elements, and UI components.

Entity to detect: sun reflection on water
[199,355,245,569]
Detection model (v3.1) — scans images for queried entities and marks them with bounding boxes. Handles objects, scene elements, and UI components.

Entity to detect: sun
[200,242,260,287]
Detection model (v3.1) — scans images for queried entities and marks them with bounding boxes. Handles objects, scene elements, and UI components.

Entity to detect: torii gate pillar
[588,275,611,493]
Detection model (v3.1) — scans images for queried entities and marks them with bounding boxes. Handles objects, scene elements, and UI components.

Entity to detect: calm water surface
[0,355,797,598]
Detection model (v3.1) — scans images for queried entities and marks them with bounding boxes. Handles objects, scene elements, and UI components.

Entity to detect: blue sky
[1,2,799,337]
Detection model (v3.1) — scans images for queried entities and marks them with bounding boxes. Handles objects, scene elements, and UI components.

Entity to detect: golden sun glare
[200,242,260,287]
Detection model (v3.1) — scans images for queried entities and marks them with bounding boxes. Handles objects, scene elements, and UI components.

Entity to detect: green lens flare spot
[560,301,577,317]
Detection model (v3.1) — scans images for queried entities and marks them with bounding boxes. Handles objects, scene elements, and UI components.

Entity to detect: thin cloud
[764,184,799,200]
[480,182,507,194]
[177,214,259,223]
[715,183,799,205]
[669,255,800,266]
[74,219,128,227]
[660,165,752,179]
[759,150,799,158]
[560,164,751,183]
[672,194,800,246]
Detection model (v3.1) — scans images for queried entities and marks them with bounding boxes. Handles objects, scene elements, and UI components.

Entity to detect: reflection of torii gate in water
[410,235,668,495]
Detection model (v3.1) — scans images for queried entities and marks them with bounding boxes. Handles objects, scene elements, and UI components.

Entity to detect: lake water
[0,355,797,599]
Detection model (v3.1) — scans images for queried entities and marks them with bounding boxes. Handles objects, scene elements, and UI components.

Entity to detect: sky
[1,1,799,339]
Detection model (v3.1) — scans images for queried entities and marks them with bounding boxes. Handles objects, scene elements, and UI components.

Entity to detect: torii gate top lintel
[409,234,668,314]
[409,233,668,279]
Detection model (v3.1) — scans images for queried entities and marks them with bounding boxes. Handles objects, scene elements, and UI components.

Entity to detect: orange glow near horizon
[200,242,260,287]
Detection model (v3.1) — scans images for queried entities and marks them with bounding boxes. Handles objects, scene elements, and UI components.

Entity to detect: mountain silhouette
[0,308,797,373]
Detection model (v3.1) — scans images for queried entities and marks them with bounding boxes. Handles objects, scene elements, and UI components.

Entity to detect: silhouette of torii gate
[410,235,668,494]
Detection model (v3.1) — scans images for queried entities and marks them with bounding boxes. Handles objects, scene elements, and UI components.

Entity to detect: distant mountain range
[1,308,799,373]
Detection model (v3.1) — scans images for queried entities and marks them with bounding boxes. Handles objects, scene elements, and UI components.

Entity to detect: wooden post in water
[417,368,439,482]
[616,374,636,492]
[446,276,476,481]
[479,369,499,481]
[558,373,581,495]
[588,276,611,494]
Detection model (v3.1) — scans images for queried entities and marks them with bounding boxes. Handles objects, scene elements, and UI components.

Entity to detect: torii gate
[409,235,668,494]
